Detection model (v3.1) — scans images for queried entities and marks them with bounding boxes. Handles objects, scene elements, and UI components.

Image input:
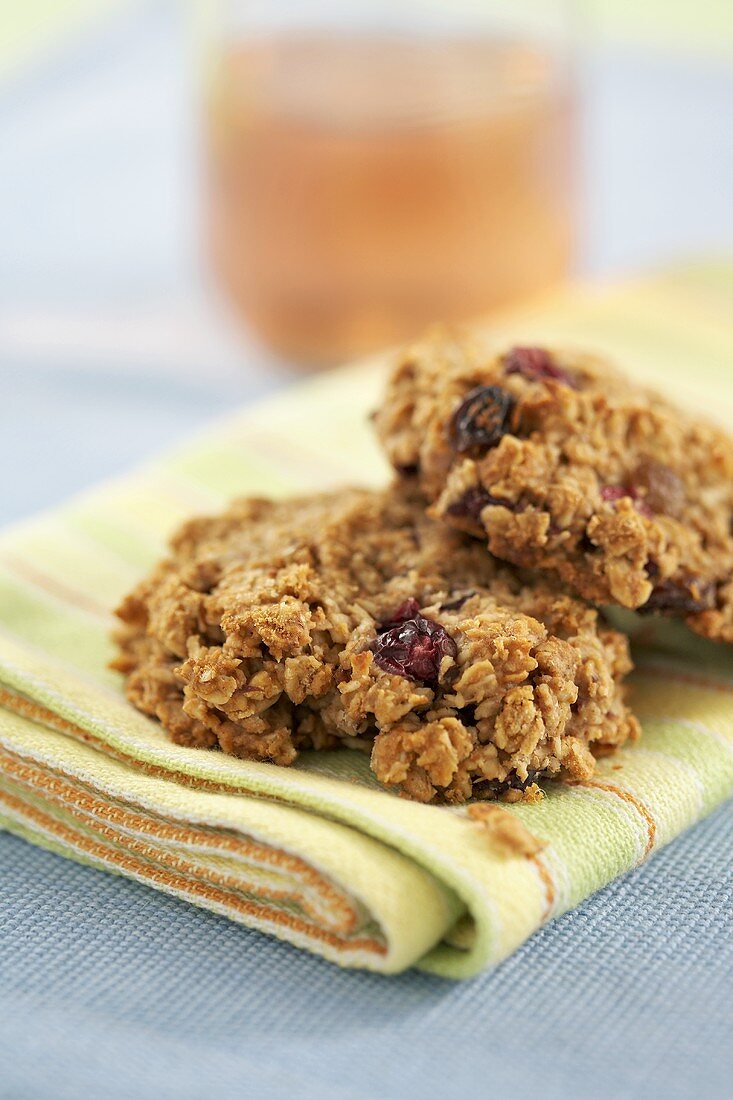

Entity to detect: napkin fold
[2,268,733,977]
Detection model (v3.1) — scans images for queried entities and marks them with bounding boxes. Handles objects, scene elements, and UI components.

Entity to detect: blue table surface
[1,3,733,1098]
[2,808,731,1100]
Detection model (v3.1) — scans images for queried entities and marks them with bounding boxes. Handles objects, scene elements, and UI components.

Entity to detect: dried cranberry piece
[601,483,653,518]
[503,346,577,388]
[642,579,716,615]
[446,485,510,521]
[600,485,628,504]
[601,463,686,520]
[633,460,685,518]
[370,601,457,685]
[379,598,422,628]
[447,386,515,454]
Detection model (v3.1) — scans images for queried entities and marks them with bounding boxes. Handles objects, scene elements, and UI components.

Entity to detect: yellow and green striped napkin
[1,267,733,977]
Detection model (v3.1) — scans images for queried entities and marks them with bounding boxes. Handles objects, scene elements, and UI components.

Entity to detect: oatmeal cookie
[375,329,733,641]
[113,485,638,804]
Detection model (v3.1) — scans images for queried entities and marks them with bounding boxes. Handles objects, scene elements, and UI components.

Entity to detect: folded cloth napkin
[1,267,733,978]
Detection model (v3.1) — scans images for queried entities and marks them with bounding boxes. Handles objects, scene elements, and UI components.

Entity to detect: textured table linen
[1,271,733,978]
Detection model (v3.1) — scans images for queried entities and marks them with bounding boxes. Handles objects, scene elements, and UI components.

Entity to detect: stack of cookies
[114,331,733,803]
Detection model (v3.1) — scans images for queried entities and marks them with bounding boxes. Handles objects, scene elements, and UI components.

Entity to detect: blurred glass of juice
[205,12,575,364]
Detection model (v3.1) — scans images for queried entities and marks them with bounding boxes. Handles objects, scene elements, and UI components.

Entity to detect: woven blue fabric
[1,805,731,1100]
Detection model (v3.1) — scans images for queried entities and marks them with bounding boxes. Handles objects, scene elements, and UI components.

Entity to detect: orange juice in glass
[205,3,576,364]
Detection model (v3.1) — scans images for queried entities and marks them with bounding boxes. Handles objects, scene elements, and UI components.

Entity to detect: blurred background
[1,0,732,522]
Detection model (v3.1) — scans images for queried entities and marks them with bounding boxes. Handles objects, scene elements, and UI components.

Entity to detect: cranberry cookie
[375,329,733,642]
[113,485,638,804]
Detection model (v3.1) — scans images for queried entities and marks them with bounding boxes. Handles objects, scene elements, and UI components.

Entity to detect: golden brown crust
[113,485,638,804]
[374,328,733,642]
